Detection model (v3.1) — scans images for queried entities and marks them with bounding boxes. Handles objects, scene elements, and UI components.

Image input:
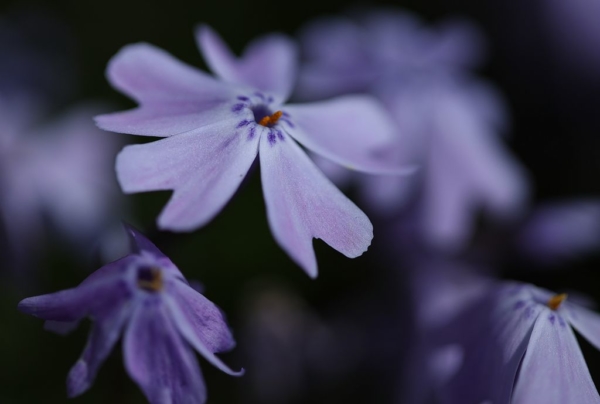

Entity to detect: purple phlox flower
[18,224,242,404]
[95,25,413,278]
[296,9,485,100]
[0,99,122,266]
[436,281,600,404]
[298,10,528,252]
[515,199,600,266]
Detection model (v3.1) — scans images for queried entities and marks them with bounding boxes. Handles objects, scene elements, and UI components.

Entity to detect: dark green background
[1,0,600,403]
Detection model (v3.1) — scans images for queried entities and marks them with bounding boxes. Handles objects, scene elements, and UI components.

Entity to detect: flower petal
[512,309,600,404]
[165,295,244,376]
[259,133,373,278]
[196,25,297,103]
[67,292,134,397]
[421,89,528,250]
[438,283,541,404]
[96,43,235,137]
[516,200,600,265]
[168,281,235,353]
[18,257,132,322]
[123,222,165,258]
[566,303,600,352]
[124,300,207,404]
[116,119,259,231]
[285,96,414,175]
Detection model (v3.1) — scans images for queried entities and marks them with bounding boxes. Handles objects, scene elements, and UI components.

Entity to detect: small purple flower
[440,282,600,404]
[18,224,242,404]
[95,25,411,277]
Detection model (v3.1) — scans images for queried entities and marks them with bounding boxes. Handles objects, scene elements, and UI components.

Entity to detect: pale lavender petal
[566,303,600,352]
[124,300,207,404]
[259,134,373,278]
[299,17,365,68]
[421,90,528,250]
[26,104,121,241]
[516,200,600,265]
[439,283,541,404]
[67,292,134,397]
[18,258,132,322]
[96,43,235,137]
[116,119,259,231]
[296,17,375,99]
[165,295,244,376]
[358,173,415,214]
[168,281,235,353]
[285,96,415,175]
[196,25,297,103]
[310,153,353,189]
[512,309,600,404]
[96,102,233,137]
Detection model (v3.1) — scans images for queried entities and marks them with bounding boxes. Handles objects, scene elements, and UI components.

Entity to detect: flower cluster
[7,5,600,404]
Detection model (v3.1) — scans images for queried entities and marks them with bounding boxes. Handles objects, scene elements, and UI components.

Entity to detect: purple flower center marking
[137,266,163,292]
[547,293,568,311]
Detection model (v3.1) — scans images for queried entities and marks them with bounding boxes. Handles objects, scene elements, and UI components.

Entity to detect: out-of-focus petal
[421,90,528,250]
[439,284,541,404]
[285,96,415,175]
[165,295,244,376]
[259,134,372,278]
[196,25,297,103]
[566,303,600,352]
[18,258,132,322]
[516,200,600,265]
[512,310,600,404]
[425,19,485,69]
[124,300,207,404]
[168,281,235,353]
[96,43,234,137]
[116,119,259,231]
[67,292,134,397]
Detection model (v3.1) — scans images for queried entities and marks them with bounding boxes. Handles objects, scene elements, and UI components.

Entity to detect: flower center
[252,105,283,127]
[547,293,567,310]
[137,266,163,292]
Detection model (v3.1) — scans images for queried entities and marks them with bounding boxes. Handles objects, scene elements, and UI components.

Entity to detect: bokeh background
[1,0,600,403]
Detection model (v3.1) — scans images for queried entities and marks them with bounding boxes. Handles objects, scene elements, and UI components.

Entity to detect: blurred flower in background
[0,9,124,271]
[297,8,529,252]
[1,1,600,404]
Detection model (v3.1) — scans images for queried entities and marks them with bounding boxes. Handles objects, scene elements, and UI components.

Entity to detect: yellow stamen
[547,293,567,310]
[138,268,163,292]
[258,111,283,127]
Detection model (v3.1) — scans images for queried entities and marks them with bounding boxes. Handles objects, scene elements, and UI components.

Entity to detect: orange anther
[138,268,163,292]
[547,293,567,310]
[258,111,283,127]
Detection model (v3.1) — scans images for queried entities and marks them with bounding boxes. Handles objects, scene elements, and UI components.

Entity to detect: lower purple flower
[439,282,600,404]
[18,224,243,404]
